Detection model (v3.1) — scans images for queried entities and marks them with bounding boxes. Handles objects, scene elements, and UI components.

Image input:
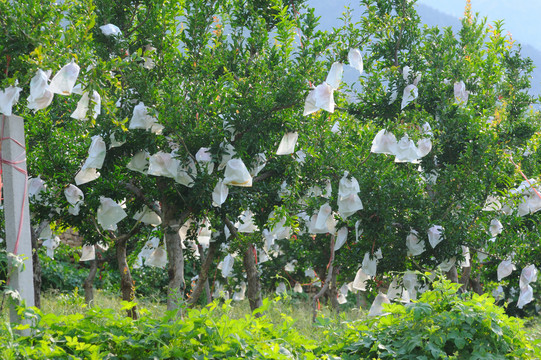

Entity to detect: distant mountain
[307,1,540,96]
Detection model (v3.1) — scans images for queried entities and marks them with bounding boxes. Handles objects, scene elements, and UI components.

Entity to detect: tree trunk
[204,279,212,305]
[446,265,459,283]
[329,266,340,314]
[470,273,484,295]
[243,243,263,314]
[84,259,98,306]
[116,237,137,319]
[459,265,472,293]
[312,235,336,322]
[160,190,189,311]
[30,227,41,309]
[187,242,217,307]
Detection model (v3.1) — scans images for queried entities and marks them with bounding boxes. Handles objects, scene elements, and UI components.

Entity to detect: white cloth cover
[386,278,402,301]
[314,82,334,113]
[284,261,296,272]
[267,213,291,240]
[337,172,363,219]
[49,61,80,95]
[97,197,127,231]
[42,236,60,259]
[197,219,212,247]
[148,151,180,178]
[71,91,101,120]
[0,84,22,116]
[100,23,121,36]
[331,121,340,134]
[338,171,360,197]
[129,102,161,132]
[362,252,377,277]
[304,267,317,278]
[334,227,348,251]
[110,133,126,148]
[83,135,106,170]
[394,135,420,163]
[223,158,252,187]
[489,219,503,236]
[477,249,489,263]
[402,271,419,300]
[221,254,235,278]
[235,209,259,233]
[146,246,167,268]
[348,48,363,73]
[212,180,229,207]
[28,176,46,201]
[250,153,266,177]
[406,229,425,256]
[427,225,444,248]
[80,244,95,261]
[520,265,538,289]
[355,220,363,242]
[27,69,53,111]
[175,158,197,187]
[232,282,246,301]
[276,282,287,295]
[459,246,471,268]
[416,138,432,158]
[276,132,299,155]
[134,237,160,268]
[371,129,398,155]
[438,257,456,272]
[65,184,84,215]
[368,293,390,317]
[326,62,343,89]
[454,81,469,105]
[303,88,318,116]
[218,143,236,170]
[75,168,100,185]
[39,224,53,240]
[497,259,516,281]
[195,147,214,174]
[517,285,533,309]
[76,136,106,185]
[400,84,418,110]
[483,195,502,211]
[133,206,162,226]
[127,151,149,174]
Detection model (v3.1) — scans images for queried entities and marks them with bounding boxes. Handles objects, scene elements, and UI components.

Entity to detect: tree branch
[123,181,162,217]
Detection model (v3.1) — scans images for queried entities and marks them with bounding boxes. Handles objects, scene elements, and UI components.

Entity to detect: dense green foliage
[1,280,539,359]
[338,279,540,359]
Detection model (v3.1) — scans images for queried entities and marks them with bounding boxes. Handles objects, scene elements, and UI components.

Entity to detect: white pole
[1,114,35,329]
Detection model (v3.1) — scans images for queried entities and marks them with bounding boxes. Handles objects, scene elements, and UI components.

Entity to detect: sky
[417,0,541,51]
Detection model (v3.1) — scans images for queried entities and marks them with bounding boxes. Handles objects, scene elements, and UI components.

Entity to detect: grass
[2,288,540,344]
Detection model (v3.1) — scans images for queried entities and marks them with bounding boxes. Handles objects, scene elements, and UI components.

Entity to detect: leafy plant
[340,278,540,359]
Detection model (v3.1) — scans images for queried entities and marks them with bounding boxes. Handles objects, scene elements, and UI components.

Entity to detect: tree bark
[161,192,189,311]
[470,273,484,295]
[30,226,41,309]
[116,237,137,319]
[187,241,217,307]
[312,235,336,322]
[459,265,472,292]
[446,265,459,283]
[204,279,212,305]
[329,266,340,314]
[84,259,98,306]
[243,243,263,313]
